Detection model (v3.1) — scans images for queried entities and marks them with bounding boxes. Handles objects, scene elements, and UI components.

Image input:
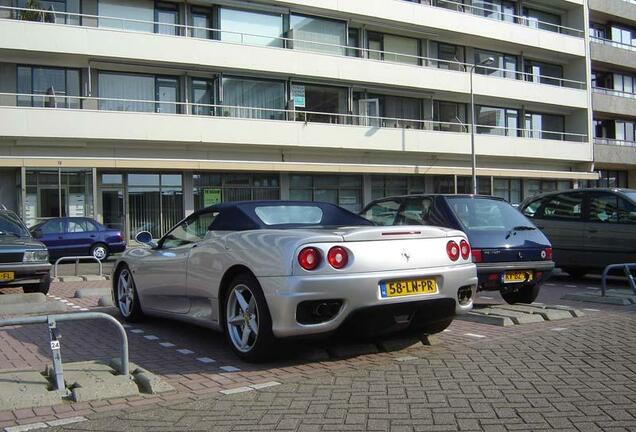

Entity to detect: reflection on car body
[112,201,477,362]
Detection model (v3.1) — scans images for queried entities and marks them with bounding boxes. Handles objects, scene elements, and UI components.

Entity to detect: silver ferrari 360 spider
[113,201,477,361]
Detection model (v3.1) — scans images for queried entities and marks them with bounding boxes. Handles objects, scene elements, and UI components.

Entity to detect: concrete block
[561,293,635,305]
[480,308,544,324]
[81,275,107,282]
[495,304,573,321]
[0,301,67,316]
[420,334,441,346]
[58,276,84,283]
[327,343,379,359]
[97,296,114,307]
[0,369,66,410]
[53,361,139,403]
[109,359,174,395]
[377,335,422,352]
[457,312,515,327]
[0,293,46,305]
[74,288,110,298]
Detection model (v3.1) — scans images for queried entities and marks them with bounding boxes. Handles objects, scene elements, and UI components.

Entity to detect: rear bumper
[0,263,51,287]
[259,263,477,338]
[476,260,555,291]
[108,242,127,254]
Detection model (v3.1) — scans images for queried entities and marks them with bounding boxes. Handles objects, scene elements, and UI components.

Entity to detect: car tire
[223,273,275,362]
[114,265,144,322]
[501,284,540,304]
[90,243,109,261]
[563,267,587,279]
[23,276,51,295]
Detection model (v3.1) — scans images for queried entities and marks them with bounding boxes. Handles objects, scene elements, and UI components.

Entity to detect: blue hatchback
[361,195,555,304]
[30,217,126,261]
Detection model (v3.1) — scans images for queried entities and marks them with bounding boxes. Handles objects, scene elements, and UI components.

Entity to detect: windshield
[0,211,30,237]
[447,197,534,231]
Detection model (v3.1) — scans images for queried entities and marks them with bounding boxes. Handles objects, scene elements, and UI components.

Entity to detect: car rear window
[447,197,533,231]
[255,206,324,226]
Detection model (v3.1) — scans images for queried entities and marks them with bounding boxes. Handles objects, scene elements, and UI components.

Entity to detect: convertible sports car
[113,201,477,361]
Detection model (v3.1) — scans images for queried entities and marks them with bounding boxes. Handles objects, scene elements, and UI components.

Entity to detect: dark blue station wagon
[361,195,555,304]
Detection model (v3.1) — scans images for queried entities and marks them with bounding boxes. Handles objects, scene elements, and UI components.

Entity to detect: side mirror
[135,231,157,248]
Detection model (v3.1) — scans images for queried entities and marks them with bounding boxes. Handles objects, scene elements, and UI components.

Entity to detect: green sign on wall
[203,188,222,207]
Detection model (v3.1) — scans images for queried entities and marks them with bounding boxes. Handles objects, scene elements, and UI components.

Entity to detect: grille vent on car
[0,253,24,263]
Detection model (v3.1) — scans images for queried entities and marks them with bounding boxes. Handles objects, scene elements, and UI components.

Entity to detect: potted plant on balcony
[20,0,44,22]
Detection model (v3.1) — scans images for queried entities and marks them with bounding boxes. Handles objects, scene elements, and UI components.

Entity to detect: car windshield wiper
[505,225,536,239]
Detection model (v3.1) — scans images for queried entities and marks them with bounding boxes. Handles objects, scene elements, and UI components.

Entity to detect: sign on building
[203,188,222,207]
[291,84,306,108]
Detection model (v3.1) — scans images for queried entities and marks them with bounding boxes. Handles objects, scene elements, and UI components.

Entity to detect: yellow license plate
[0,272,15,282]
[381,278,438,298]
[504,271,533,284]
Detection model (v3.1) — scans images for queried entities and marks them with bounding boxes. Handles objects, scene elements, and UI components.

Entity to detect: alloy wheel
[226,284,259,353]
[93,245,107,260]
[117,269,135,317]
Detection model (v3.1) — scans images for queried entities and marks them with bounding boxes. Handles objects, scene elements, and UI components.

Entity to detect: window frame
[158,209,219,249]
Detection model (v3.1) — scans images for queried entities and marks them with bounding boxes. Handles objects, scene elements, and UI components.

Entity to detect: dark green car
[0,209,51,294]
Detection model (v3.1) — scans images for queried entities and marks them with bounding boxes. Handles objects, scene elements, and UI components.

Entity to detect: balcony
[590,37,636,70]
[592,87,636,117]
[0,8,589,110]
[589,0,636,23]
[594,138,636,165]
[0,93,591,164]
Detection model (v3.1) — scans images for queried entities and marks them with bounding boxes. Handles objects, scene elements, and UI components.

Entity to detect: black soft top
[206,201,373,230]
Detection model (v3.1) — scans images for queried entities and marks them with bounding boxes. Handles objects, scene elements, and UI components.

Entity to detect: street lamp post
[469,57,495,195]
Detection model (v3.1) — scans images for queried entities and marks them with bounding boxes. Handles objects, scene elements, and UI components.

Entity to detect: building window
[155,1,179,35]
[193,172,280,210]
[371,175,425,200]
[523,7,561,33]
[590,23,607,39]
[191,78,215,116]
[290,14,347,56]
[221,76,285,120]
[293,83,348,124]
[429,42,465,71]
[591,70,612,89]
[24,168,94,226]
[524,60,563,86]
[594,119,636,143]
[523,179,570,200]
[98,0,154,32]
[493,178,522,204]
[17,65,80,109]
[524,112,565,140]
[473,0,515,22]
[98,72,180,113]
[610,24,636,46]
[127,173,183,239]
[15,0,79,24]
[585,170,629,189]
[612,73,636,95]
[189,6,212,39]
[290,175,362,212]
[433,176,454,194]
[363,94,421,129]
[476,106,519,136]
[433,101,468,132]
[219,7,284,48]
[366,32,419,65]
[457,176,492,195]
[347,28,360,57]
[475,50,518,79]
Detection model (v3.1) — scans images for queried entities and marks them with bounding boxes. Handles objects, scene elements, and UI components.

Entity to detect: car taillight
[327,246,348,269]
[447,241,460,261]
[471,249,483,263]
[298,247,321,271]
[542,247,553,260]
[460,240,471,260]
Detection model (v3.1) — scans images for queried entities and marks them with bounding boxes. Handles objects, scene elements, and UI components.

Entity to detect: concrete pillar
[362,174,373,205]
[183,171,194,216]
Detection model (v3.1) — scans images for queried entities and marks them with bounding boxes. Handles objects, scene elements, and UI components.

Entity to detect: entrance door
[102,190,125,234]
[358,99,380,127]
[40,188,66,218]
[156,78,179,114]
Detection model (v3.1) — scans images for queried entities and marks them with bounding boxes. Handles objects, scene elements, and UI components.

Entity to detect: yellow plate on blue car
[0,272,15,282]
[504,271,533,284]
[380,278,438,298]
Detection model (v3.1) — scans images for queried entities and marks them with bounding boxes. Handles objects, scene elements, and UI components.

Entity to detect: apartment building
[0,0,596,239]
[589,0,636,189]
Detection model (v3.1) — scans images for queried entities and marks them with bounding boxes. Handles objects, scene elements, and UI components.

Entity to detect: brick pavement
[0,275,635,430]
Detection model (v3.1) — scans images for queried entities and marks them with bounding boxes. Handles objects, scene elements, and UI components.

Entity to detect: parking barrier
[0,312,129,394]
[601,263,636,296]
[53,256,103,279]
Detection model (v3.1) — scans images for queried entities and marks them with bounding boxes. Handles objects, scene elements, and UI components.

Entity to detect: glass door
[358,99,380,127]
[156,77,179,114]
[101,190,125,234]
[40,188,66,218]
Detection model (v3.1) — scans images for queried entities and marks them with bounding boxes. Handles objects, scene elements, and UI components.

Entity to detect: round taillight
[460,240,471,260]
[542,247,553,260]
[327,246,349,269]
[447,241,460,261]
[298,247,321,271]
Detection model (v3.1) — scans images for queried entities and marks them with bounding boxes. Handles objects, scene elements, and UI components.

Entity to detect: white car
[113,201,477,361]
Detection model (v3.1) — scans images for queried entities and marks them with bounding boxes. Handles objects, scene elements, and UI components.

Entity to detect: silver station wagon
[113,201,477,361]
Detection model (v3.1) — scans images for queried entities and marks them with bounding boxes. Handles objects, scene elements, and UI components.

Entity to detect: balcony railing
[401,0,584,37]
[0,5,587,90]
[595,138,636,147]
[0,92,589,143]
[593,87,636,99]
[591,36,636,52]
